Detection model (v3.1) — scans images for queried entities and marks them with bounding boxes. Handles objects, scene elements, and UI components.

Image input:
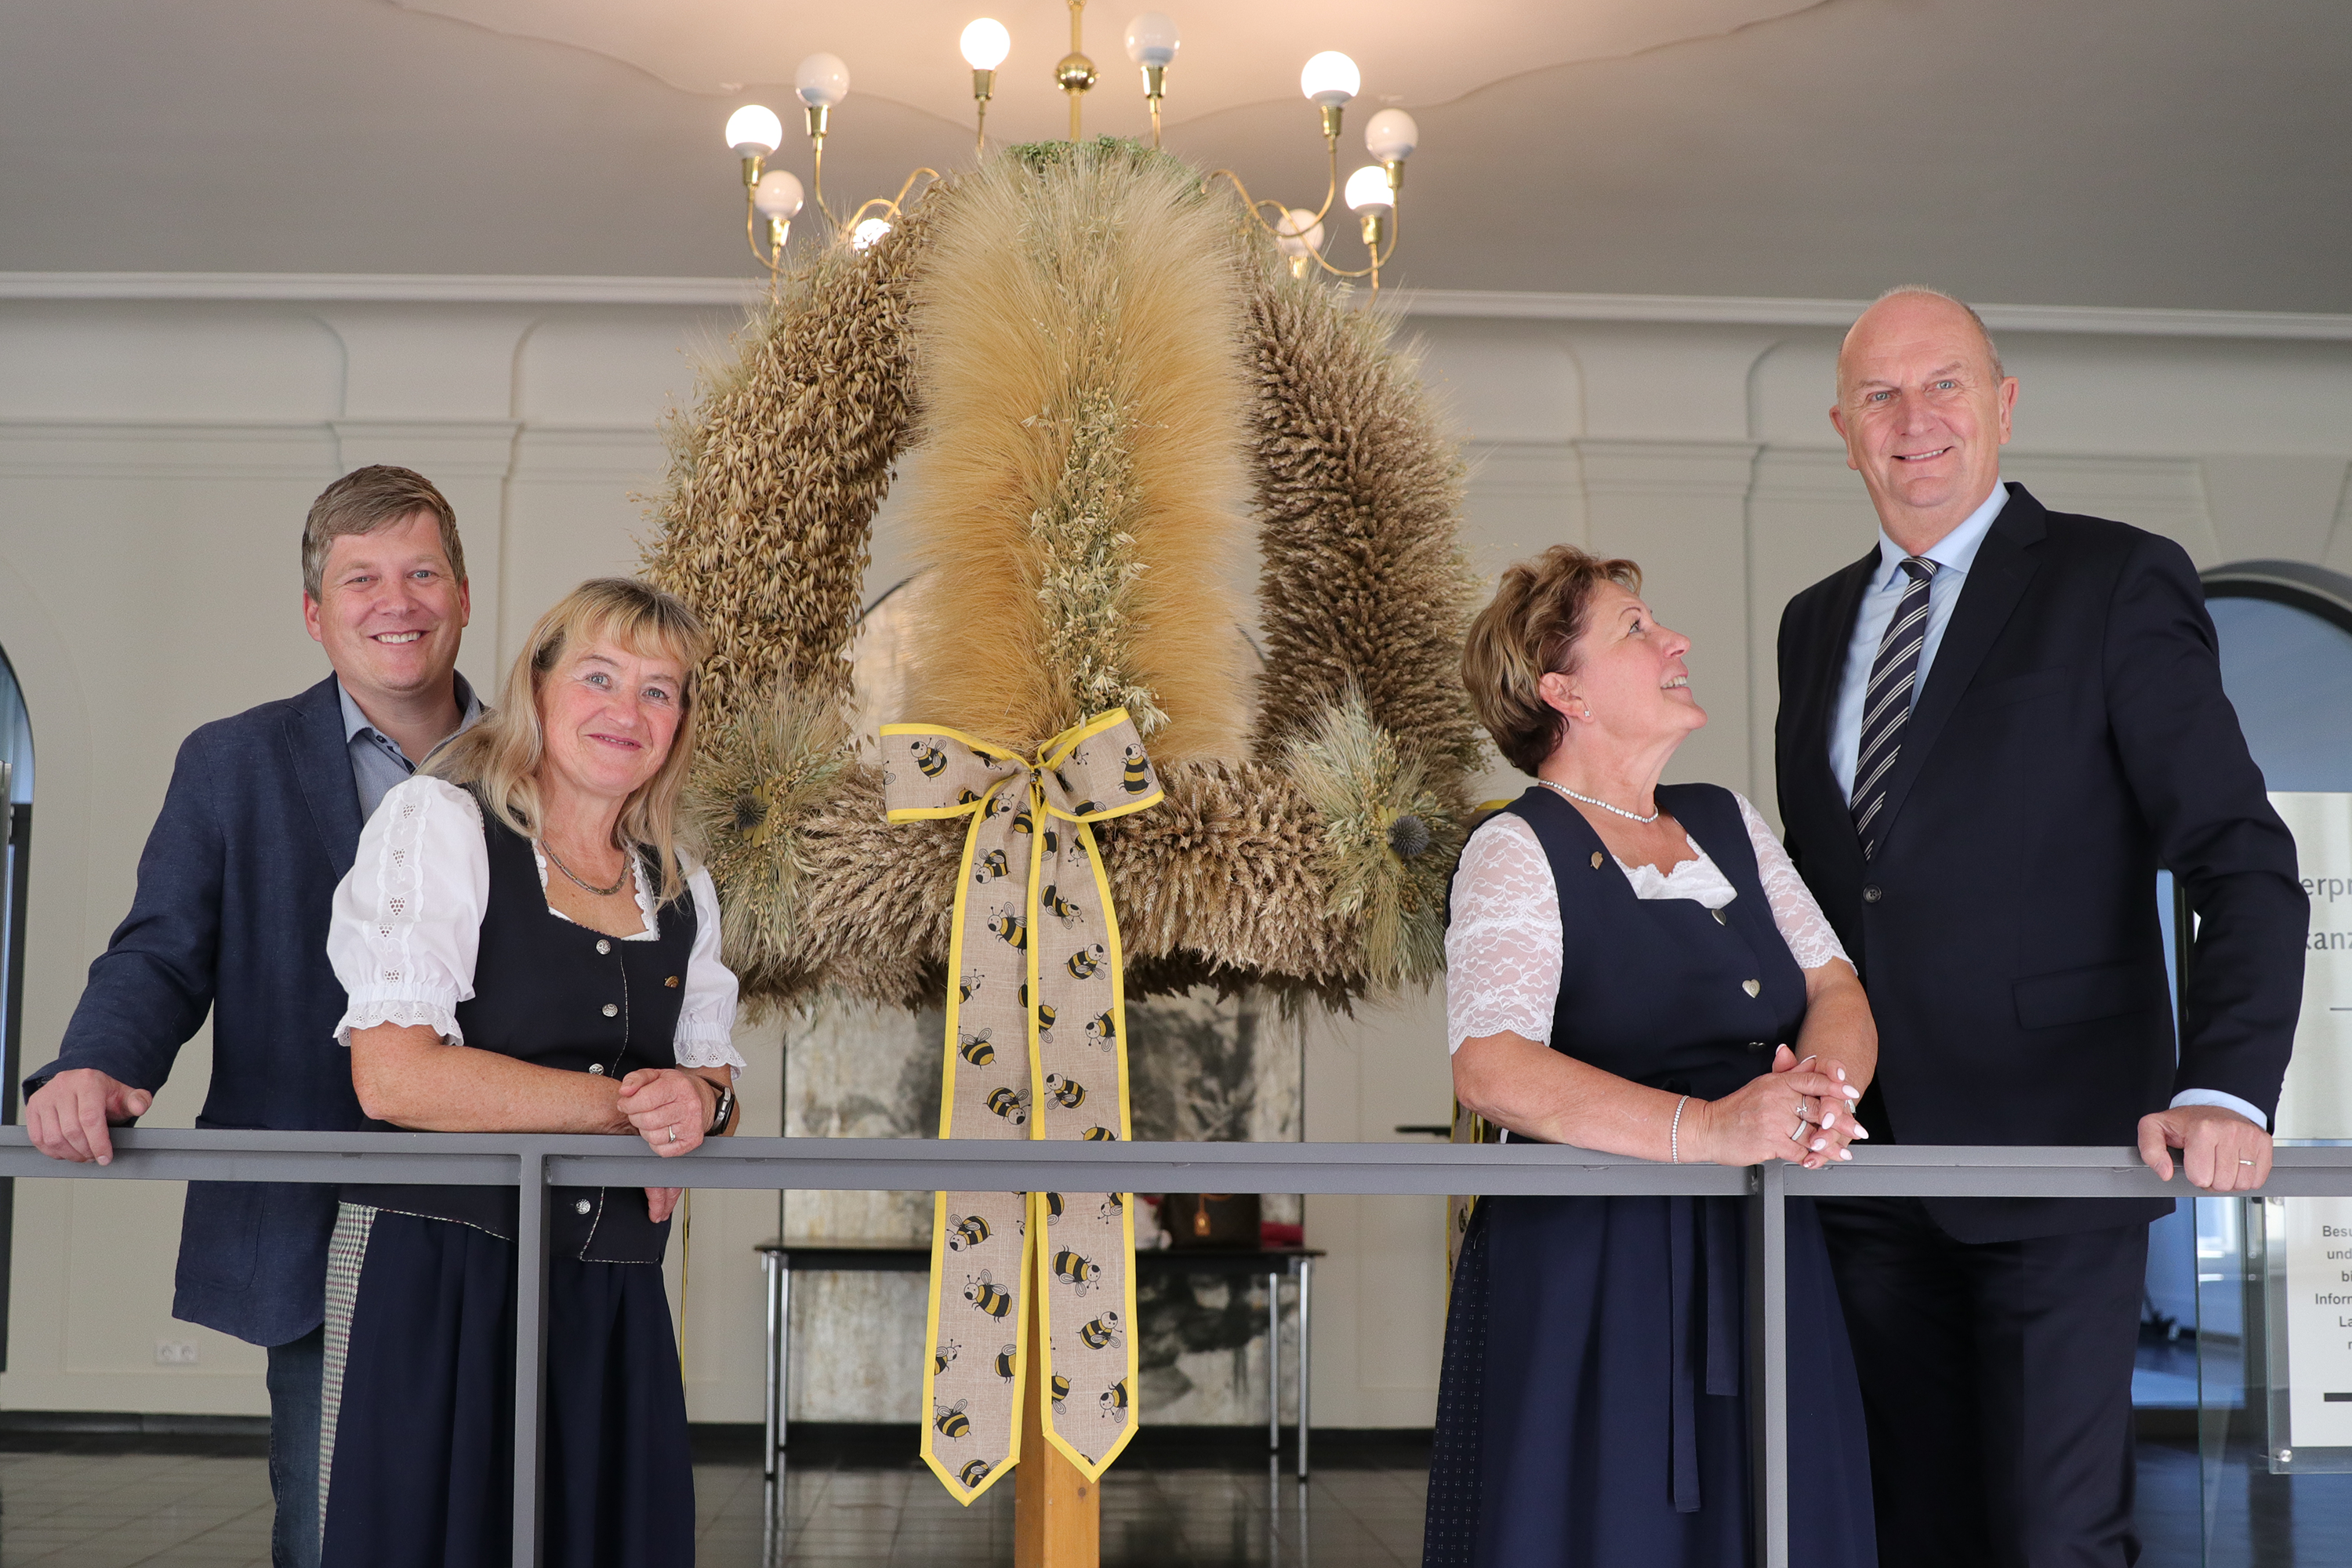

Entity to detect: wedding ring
[2238,1158,2254,1166]
[669,1127,678,1144]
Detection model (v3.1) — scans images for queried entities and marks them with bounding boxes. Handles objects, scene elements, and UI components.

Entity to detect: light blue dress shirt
[1827,479,2267,1130]
[338,674,481,822]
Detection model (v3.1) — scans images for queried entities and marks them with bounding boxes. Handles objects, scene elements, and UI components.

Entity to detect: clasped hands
[619,1066,719,1225]
[1686,1047,1867,1171]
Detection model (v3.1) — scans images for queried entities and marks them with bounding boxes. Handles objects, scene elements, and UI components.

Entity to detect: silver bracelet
[1670,1094,1690,1164]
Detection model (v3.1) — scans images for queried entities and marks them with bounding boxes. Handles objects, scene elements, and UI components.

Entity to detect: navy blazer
[1774,485,2307,1243]
[25,673,379,1346]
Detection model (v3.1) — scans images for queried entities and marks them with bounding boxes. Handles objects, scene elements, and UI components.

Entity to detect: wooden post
[1014,1284,1099,1566]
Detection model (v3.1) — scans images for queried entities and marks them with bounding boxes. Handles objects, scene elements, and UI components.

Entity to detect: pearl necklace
[1540,779,1660,825]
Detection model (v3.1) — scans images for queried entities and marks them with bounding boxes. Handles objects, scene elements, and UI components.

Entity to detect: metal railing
[5,1126,2350,1567]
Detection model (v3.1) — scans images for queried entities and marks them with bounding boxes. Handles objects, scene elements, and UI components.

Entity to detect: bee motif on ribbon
[994,1343,1018,1381]
[1036,1003,1058,1041]
[1054,768,1079,797]
[1010,804,1035,837]
[933,1399,971,1439]
[1121,745,1152,794]
[1078,1311,1123,1350]
[957,788,983,806]
[947,1213,992,1252]
[1042,885,1082,927]
[959,1459,992,1489]
[1067,944,1105,980]
[1054,1248,1101,1294]
[1050,1373,1072,1408]
[956,1029,995,1068]
[959,971,984,1004]
[985,1087,1027,1125]
[965,1271,1012,1319]
[1068,799,1100,816]
[1100,1378,1131,1425]
[1046,1073,1085,1109]
[1098,1192,1124,1219]
[912,740,948,779]
[1080,1125,1118,1142]
[1040,1192,1065,1225]
[934,1340,960,1374]
[1084,1011,1117,1051]
[1043,827,1061,857]
[973,849,1009,884]
[986,911,1027,949]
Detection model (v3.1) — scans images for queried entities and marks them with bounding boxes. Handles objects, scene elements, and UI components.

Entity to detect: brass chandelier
[721,1,1421,295]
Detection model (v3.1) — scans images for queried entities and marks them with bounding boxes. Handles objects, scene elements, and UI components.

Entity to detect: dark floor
[1,1420,2348,1565]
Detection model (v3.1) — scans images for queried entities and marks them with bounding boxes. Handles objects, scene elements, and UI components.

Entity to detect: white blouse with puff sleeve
[1445,789,1848,1055]
[327,775,745,1073]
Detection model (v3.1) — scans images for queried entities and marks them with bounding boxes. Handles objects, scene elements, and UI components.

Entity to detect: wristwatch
[706,1082,737,1137]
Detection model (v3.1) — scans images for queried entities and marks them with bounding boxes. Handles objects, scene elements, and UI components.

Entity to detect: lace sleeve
[671,860,746,1075]
[326,776,488,1045]
[1733,792,1850,972]
[1445,814,1563,1054]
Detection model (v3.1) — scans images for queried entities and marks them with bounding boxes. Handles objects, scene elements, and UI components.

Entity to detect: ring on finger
[668,1127,678,1145]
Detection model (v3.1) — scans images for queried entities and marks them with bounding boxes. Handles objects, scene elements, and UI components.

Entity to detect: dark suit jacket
[1774,484,2307,1243]
[25,674,380,1345]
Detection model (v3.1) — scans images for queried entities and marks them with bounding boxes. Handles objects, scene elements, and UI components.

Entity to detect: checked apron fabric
[881,709,1162,1504]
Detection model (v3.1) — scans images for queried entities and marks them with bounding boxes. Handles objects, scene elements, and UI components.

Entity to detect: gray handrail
[7,1125,2350,1567]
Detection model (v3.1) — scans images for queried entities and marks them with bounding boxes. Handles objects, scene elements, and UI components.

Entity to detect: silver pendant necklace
[541,839,631,898]
[1541,779,1660,825]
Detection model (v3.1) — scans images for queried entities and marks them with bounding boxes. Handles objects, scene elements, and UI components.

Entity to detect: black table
[755,1241,1324,1479]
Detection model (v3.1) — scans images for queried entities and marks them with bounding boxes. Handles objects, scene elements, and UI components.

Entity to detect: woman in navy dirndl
[1425,547,1878,1567]
[319,579,742,1567]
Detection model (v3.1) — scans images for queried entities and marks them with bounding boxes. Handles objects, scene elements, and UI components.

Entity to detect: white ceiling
[5,0,2349,310]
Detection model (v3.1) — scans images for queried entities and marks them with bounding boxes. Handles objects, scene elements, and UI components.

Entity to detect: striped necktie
[1850,557,1939,858]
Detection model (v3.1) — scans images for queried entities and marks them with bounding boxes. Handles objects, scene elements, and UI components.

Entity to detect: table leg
[1268,1269,1281,1456]
[1295,1258,1312,1482]
[762,1253,781,1482]
[779,1263,793,1466]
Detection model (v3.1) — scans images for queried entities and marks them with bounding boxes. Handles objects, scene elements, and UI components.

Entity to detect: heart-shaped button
[1742,979,1761,998]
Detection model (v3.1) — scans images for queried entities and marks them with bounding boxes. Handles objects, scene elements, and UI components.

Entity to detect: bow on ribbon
[880,709,1163,1504]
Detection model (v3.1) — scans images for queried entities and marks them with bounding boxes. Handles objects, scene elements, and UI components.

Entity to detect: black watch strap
[706,1083,736,1136]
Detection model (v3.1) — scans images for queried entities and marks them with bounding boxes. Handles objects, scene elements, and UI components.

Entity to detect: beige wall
[2,281,2347,1425]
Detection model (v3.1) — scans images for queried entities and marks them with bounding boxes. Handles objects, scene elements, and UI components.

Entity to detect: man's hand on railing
[24,1069,154,1166]
[2136,1104,2273,1192]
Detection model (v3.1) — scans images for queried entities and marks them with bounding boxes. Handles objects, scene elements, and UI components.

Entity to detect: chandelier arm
[744,190,774,270]
[1203,171,1312,247]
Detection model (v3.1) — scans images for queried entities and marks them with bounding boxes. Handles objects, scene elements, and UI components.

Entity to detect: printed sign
[2282,1196,2352,1448]
[2267,793,2352,1140]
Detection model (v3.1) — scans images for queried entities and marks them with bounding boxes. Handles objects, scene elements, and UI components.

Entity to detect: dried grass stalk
[1282,688,1464,988]
[643,208,936,737]
[893,140,1252,761]
[1240,251,1485,783]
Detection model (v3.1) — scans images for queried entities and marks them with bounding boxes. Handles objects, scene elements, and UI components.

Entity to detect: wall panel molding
[0,421,335,480]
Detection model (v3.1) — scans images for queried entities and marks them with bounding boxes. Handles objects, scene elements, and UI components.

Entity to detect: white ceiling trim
[6,273,2352,342]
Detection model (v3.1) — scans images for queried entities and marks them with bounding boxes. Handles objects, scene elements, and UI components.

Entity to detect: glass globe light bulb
[1345,164,1393,214]
[851,217,892,252]
[795,53,852,107]
[724,104,783,157]
[753,169,804,220]
[1273,207,1324,258]
[1299,51,1359,107]
[1364,108,1418,163]
[960,19,1012,71]
[1124,12,1180,67]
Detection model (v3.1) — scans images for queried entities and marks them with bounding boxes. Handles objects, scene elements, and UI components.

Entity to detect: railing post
[512,1149,550,1567]
[1748,1160,1789,1568]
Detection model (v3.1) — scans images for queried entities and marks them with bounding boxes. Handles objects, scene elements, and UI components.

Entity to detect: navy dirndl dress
[1422,783,1875,1568]
[318,810,697,1567]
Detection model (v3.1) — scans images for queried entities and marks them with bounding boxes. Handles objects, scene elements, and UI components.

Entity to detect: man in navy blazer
[1774,290,2305,1566]
[22,466,477,1568]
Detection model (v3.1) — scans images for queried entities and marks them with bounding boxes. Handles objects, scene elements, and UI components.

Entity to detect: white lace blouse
[326,776,745,1073]
[1446,790,1849,1054]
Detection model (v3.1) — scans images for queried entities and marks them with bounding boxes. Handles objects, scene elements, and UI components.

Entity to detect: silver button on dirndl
[574,1200,593,1216]
[596,938,612,955]
[602,1003,619,1017]
[587,1063,605,1076]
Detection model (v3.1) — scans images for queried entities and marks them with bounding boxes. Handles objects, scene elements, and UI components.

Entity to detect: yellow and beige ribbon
[882,709,1162,1504]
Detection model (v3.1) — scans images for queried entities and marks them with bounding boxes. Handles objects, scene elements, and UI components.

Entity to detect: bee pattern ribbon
[882,709,1160,1504]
